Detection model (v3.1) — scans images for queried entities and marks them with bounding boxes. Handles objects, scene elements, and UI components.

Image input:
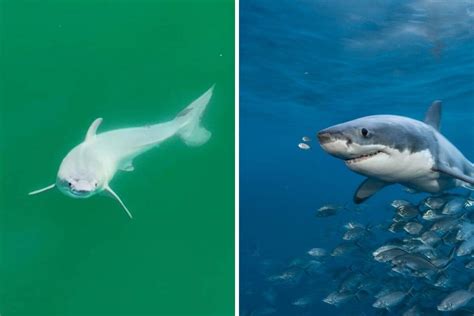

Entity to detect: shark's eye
[361,128,369,137]
[68,182,72,188]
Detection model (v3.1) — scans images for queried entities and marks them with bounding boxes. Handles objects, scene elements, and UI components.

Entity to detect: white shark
[29,86,214,218]
[317,101,474,203]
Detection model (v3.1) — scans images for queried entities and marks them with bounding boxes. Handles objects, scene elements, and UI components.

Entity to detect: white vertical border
[234,0,240,313]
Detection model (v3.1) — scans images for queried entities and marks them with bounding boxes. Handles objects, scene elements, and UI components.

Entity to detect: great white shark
[29,86,214,218]
[317,101,474,203]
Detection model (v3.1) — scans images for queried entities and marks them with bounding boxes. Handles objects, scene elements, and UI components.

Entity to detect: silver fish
[457,235,474,256]
[389,222,406,233]
[323,290,357,307]
[315,204,344,217]
[397,204,419,220]
[456,221,474,241]
[374,248,407,263]
[343,226,369,241]
[298,143,310,150]
[293,293,317,307]
[430,217,461,234]
[307,248,327,257]
[415,231,441,247]
[442,197,465,215]
[438,290,474,311]
[404,222,423,235]
[391,200,412,209]
[372,289,412,310]
[423,196,447,210]
[422,209,446,221]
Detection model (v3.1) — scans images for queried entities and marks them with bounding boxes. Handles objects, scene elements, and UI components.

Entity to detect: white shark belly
[349,148,442,189]
[403,176,444,193]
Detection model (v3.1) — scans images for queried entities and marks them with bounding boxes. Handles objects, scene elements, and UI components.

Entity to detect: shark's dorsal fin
[433,164,474,189]
[104,185,133,219]
[85,118,103,141]
[424,100,442,130]
[354,178,390,204]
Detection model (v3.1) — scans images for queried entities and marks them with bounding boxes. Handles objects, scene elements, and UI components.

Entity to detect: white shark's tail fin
[174,85,213,146]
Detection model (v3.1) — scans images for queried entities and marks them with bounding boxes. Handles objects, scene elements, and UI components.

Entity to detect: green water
[0,0,234,315]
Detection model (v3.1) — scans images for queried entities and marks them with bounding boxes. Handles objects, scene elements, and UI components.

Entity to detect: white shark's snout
[317,129,373,160]
[317,130,352,159]
[57,177,99,199]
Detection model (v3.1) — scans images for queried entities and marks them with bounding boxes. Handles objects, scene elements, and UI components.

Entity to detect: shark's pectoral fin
[432,164,474,189]
[29,184,56,195]
[85,118,103,141]
[424,100,442,130]
[354,178,390,204]
[119,160,135,172]
[104,185,133,219]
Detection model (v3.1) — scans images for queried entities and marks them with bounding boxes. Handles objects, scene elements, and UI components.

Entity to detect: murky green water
[0,1,234,315]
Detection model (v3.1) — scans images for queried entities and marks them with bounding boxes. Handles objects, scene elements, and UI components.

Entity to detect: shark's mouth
[345,151,384,164]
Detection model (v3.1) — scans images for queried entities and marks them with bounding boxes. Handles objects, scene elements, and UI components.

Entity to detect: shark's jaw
[56,177,98,199]
[58,185,96,199]
[323,141,392,176]
[344,150,385,165]
[318,135,437,187]
[317,135,388,166]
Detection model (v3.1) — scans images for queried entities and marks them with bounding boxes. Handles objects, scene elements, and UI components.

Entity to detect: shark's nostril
[317,132,332,144]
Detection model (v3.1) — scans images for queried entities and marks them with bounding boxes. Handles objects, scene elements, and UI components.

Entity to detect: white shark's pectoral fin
[119,160,135,172]
[354,178,390,204]
[29,184,56,195]
[104,185,133,219]
[424,100,442,130]
[433,165,474,189]
[85,118,103,141]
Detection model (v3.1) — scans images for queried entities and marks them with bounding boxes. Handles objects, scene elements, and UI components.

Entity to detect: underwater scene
[0,0,234,315]
[240,1,474,315]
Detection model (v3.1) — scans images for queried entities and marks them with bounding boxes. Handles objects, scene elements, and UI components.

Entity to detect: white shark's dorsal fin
[29,183,56,195]
[424,100,442,131]
[433,164,474,188]
[354,178,391,204]
[104,185,133,219]
[85,118,103,141]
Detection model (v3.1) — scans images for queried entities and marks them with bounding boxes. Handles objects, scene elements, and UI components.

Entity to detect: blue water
[240,1,474,315]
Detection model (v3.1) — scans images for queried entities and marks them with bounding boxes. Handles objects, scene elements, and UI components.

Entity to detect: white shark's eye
[361,128,369,137]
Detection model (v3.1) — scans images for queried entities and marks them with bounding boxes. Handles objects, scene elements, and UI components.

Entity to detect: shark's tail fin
[175,85,214,147]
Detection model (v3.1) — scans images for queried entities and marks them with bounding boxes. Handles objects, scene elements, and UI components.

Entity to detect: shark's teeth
[346,151,383,164]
